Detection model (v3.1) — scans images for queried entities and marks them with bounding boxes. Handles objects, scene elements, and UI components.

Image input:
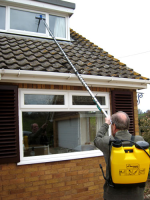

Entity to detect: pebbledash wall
[0,83,139,200]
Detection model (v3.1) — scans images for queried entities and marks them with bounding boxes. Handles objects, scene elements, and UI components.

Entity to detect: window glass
[49,15,66,38]
[10,8,45,33]
[24,94,64,105]
[0,6,6,29]
[72,96,105,105]
[22,111,105,157]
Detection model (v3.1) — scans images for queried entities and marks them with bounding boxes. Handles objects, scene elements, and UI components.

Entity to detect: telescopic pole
[36,15,108,117]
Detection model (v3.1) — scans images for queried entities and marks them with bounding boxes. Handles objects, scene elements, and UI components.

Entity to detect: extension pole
[36,15,108,117]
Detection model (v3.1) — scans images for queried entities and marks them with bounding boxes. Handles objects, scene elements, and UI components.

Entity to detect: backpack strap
[130,135,135,146]
[114,135,135,146]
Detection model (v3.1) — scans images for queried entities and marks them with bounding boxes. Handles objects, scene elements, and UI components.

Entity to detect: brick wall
[0,156,105,200]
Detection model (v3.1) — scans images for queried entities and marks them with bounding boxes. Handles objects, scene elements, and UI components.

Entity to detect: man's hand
[41,123,47,129]
[105,116,111,125]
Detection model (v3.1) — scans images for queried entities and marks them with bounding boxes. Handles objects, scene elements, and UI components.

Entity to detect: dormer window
[0,1,72,40]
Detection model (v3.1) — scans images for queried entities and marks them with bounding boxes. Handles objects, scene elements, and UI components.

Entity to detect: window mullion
[5,6,9,31]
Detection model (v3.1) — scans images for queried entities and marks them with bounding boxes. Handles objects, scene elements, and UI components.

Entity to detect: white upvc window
[0,5,69,40]
[18,89,110,165]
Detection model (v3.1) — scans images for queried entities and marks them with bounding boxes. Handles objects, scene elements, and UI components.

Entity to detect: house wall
[0,82,139,200]
[0,157,105,200]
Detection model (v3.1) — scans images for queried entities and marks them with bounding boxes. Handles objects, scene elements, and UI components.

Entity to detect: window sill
[17,150,103,165]
[0,29,70,42]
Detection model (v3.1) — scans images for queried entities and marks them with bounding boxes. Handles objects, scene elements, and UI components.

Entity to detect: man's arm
[94,117,111,150]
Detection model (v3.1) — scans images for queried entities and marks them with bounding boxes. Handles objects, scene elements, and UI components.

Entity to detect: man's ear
[113,124,117,133]
[114,124,120,134]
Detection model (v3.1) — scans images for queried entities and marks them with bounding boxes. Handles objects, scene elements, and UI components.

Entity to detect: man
[94,111,145,200]
[28,123,47,145]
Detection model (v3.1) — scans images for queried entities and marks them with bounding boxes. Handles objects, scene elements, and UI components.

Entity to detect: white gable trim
[0,69,149,90]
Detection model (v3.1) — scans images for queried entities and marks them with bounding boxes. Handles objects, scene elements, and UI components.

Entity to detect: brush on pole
[35,15,108,117]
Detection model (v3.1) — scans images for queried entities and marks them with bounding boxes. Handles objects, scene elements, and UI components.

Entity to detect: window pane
[22,111,105,157]
[0,6,6,29]
[24,94,64,105]
[72,96,105,105]
[10,8,45,33]
[49,15,66,38]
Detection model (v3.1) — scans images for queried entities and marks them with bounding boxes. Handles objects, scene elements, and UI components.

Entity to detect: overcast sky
[66,0,150,112]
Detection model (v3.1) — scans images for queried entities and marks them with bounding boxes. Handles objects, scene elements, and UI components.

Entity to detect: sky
[66,0,150,112]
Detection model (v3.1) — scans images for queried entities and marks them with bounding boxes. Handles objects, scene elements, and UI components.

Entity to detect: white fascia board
[0,0,74,16]
[0,69,150,90]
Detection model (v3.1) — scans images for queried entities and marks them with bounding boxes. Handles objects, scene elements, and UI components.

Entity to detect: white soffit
[0,69,150,90]
[0,0,74,16]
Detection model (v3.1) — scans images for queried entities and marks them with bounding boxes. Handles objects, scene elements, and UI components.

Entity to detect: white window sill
[0,29,70,42]
[17,150,103,165]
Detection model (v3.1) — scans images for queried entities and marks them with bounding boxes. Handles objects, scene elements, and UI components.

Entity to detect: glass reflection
[0,6,6,30]
[72,96,105,105]
[24,94,64,105]
[23,111,105,157]
[10,8,45,33]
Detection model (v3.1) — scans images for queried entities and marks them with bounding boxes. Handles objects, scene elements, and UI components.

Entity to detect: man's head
[111,111,130,136]
[31,123,39,134]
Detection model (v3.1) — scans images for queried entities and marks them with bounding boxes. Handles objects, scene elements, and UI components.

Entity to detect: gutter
[0,69,150,90]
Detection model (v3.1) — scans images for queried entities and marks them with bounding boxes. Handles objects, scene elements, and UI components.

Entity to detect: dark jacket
[94,123,145,200]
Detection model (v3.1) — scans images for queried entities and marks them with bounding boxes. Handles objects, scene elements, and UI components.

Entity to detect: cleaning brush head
[35,15,45,20]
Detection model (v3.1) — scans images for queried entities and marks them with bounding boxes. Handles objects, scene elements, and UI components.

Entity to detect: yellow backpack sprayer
[100,137,150,187]
[35,15,150,187]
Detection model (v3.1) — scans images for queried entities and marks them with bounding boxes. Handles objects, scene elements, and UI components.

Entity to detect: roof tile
[42,61,50,68]
[16,54,25,60]
[21,65,33,70]
[27,55,36,61]
[3,53,14,59]
[34,66,45,71]
[24,51,33,56]
[13,49,23,55]
[38,57,47,62]
[34,52,43,58]
[30,60,40,67]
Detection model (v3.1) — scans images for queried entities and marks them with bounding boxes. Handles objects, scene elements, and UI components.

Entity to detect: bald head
[111,111,130,130]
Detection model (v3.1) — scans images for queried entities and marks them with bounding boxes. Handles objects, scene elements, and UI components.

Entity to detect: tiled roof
[0,30,148,80]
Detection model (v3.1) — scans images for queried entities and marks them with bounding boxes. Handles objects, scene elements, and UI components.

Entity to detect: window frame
[18,89,110,165]
[20,89,68,109]
[0,5,69,40]
[69,91,109,110]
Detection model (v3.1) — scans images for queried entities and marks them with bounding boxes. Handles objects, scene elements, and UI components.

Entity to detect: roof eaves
[1,69,150,90]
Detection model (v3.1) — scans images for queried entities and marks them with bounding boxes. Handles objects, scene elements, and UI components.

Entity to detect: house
[0,0,150,199]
